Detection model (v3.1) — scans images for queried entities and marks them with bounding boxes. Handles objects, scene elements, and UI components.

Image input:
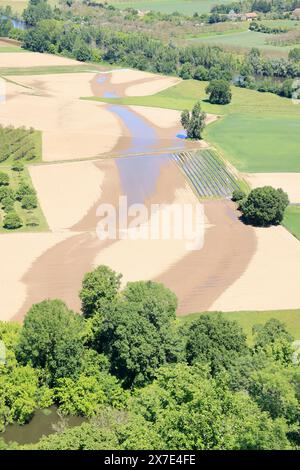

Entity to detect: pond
[1,406,85,445]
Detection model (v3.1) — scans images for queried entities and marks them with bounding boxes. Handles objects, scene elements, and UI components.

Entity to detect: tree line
[0,264,300,450]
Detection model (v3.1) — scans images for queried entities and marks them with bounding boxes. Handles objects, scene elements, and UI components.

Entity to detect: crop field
[97,80,300,173]
[0,125,41,165]
[0,126,46,232]
[187,30,294,55]
[283,205,300,240]
[172,148,241,198]
[107,0,233,15]
[205,114,300,173]
[182,309,300,343]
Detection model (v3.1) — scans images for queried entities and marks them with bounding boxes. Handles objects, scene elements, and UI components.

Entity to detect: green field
[205,114,300,172]
[107,0,233,15]
[0,127,48,232]
[188,30,294,55]
[283,205,300,240]
[85,79,300,173]
[181,309,300,344]
[0,166,48,232]
[0,63,110,76]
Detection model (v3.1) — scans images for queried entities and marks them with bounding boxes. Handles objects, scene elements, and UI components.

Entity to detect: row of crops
[0,125,39,164]
[172,148,241,198]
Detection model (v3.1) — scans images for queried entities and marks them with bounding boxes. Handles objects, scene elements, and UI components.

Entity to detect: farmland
[0,125,46,232]
[107,0,233,15]
[172,148,242,198]
[187,30,294,56]
[283,205,300,240]
[91,79,300,173]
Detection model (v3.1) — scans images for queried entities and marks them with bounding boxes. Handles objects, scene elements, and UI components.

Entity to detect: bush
[21,194,38,210]
[3,211,23,229]
[12,162,24,172]
[0,186,14,203]
[2,196,15,212]
[239,186,289,227]
[15,182,36,201]
[206,79,232,105]
[232,189,246,202]
[25,214,39,227]
[0,172,9,187]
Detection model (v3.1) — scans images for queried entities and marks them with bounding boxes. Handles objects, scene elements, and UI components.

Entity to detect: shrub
[239,186,289,227]
[15,183,36,201]
[206,79,232,105]
[0,172,9,186]
[0,187,14,203]
[25,214,39,227]
[3,211,23,229]
[12,162,25,172]
[21,194,38,210]
[2,196,15,212]
[232,189,246,202]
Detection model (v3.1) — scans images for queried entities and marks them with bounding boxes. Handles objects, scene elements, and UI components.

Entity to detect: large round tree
[239,186,289,226]
[206,79,232,105]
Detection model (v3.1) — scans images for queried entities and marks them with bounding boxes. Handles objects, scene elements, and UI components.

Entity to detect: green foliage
[180,101,206,139]
[3,211,22,229]
[232,188,246,202]
[0,186,14,203]
[80,265,122,318]
[131,363,291,450]
[239,186,290,226]
[0,172,9,186]
[0,125,40,165]
[11,162,24,172]
[15,182,36,202]
[186,314,248,374]
[2,195,15,212]
[23,0,54,27]
[92,279,181,387]
[17,300,85,385]
[206,79,232,105]
[1,265,299,450]
[54,373,126,417]
[253,318,294,365]
[21,194,38,210]
[289,47,300,62]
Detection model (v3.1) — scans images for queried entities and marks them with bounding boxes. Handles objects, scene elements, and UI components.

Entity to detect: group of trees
[233,186,290,226]
[0,176,38,230]
[0,126,40,230]
[1,265,300,450]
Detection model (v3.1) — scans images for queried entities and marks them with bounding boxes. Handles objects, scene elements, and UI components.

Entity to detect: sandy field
[109,69,179,86]
[0,76,122,161]
[210,225,300,312]
[0,52,82,68]
[0,232,72,321]
[129,106,219,129]
[125,76,180,97]
[129,106,181,128]
[29,161,105,231]
[93,183,203,285]
[246,173,300,203]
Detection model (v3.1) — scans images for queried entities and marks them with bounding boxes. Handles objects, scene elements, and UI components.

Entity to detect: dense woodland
[0,265,300,450]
